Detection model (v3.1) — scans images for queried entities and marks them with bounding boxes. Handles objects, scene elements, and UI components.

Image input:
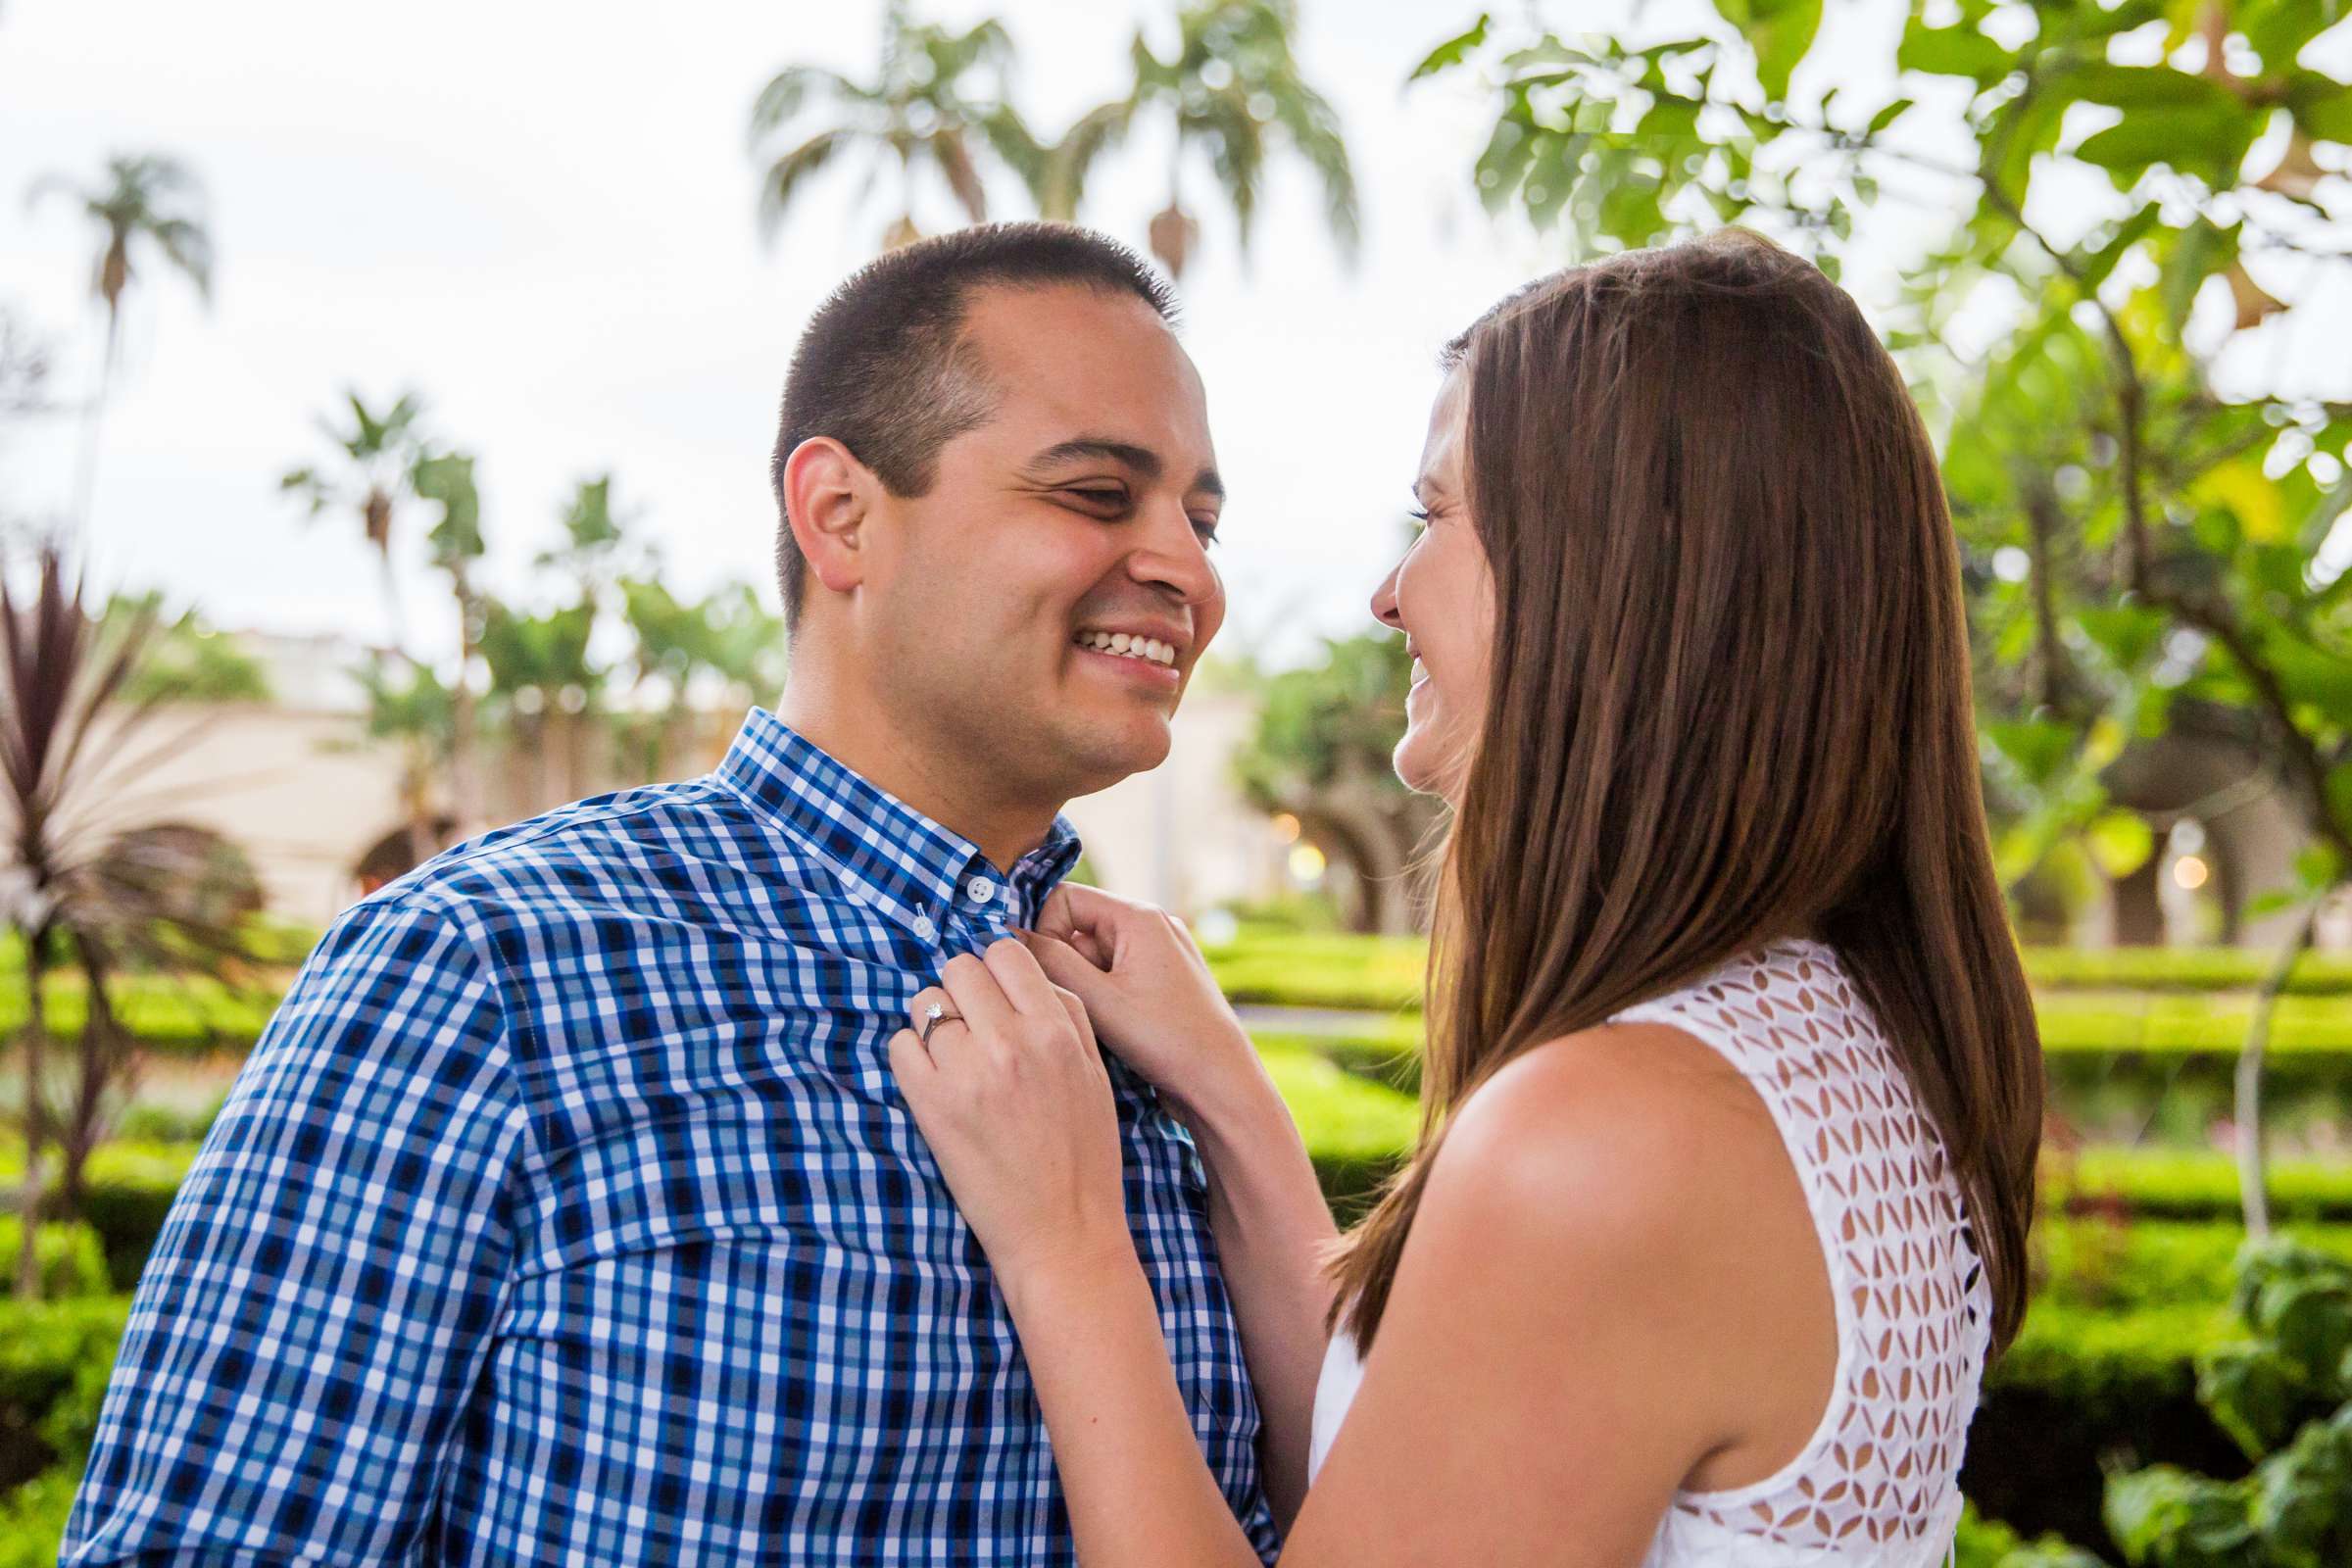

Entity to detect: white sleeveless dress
[1306,939,1990,1568]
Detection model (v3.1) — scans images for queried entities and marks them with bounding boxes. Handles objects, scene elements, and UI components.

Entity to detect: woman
[887,228,2043,1567]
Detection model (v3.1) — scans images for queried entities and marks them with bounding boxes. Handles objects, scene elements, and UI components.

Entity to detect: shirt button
[966,876,997,904]
[912,913,937,941]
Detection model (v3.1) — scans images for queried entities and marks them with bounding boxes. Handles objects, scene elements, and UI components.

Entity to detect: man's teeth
[1075,630,1177,667]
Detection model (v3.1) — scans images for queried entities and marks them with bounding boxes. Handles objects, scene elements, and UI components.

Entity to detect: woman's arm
[1015,888,1342,1523]
[1166,1042,1342,1524]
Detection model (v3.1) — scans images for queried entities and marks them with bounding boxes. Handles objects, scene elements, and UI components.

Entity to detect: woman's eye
[1193,518,1221,548]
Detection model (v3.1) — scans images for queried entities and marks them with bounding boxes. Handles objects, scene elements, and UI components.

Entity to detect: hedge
[2032,1217,2352,1314]
[0,1463,83,1568]
[1206,933,2352,1006]
[2046,1147,2352,1225]
[0,1221,108,1300]
[0,1296,127,1492]
[0,1143,196,1294]
[1283,1000,2352,1111]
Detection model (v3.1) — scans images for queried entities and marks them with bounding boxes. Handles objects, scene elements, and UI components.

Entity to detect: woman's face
[1372,368,1495,804]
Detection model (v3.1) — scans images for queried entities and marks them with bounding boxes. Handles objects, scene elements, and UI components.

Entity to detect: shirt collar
[712,707,1083,944]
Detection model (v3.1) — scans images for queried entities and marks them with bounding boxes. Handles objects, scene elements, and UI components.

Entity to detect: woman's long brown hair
[1324,228,2043,1358]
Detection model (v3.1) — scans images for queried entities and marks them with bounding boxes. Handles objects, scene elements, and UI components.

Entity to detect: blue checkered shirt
[62,707,1279,1565]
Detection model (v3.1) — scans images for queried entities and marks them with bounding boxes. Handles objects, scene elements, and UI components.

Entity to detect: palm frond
[978,106,1047,204]
[748,65,864,148]
[148,218,214,302]
[758,129,856,245]
[930,128,990,225]
[1269,83,1360,263]
[1196,93,1267,255]
[1043,100,1134,220]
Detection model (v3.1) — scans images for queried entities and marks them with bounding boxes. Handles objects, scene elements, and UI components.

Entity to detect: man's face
[860,283,1226,802]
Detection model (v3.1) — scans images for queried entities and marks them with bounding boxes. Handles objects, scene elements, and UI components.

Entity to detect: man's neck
[774,669,1062,876]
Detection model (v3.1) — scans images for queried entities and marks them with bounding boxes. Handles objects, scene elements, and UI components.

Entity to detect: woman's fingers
[1036,883,1145,964]
[979,935,1065,1020]
[1019,928,1105,1002]
[935,952,1016,1045]
[887,1024,936,1081]
[1050,983,1095,1051]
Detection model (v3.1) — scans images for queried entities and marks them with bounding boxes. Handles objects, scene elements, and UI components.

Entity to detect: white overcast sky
[3,0,2344,672]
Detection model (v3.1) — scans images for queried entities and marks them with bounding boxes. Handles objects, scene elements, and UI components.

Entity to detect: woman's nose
[1370,563,1404,630]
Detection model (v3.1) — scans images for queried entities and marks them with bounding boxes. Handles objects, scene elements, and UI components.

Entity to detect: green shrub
[2101,1241,2352,1567]
[0,1296,128,1493]
[2049,1150,2352,1225]
[1209,931,2352,1004]
[1258,1038,1419,1221]
[2023,950,2352,997]
[0,1462,86,1568]
[1955,1502,2111,1568]
[0,1142,197,1294]
[0,974,275,1059]
[2034,1220,2352,1315]
[0,1219,109,1299]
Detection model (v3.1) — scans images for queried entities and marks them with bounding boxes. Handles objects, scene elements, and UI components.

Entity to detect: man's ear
[782,437,876,595]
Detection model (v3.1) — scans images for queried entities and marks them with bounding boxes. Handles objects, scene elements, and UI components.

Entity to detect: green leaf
[2080,202,2164,289]
[2073,103,2264,185]
[1895,17,2015,83]
[2161,218,2240,338]
[1866,96,1914,135]
[2285,69,2352,143]
[2195,1341,2312,1460]
[2244,2,2347,74]
[2065,62,2243,113]
[2328,765,2352,844]
[2189,456,2289,543]
[2103,1463,2258,1564]
[1409,14,1491,81]
[1984,716,2079,785]
[2077,604,2169,670]
[1717,0,1823,100]
[2086,810,2157,878]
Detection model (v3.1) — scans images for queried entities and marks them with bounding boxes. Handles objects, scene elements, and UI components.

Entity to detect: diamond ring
[919,1002,963,1048]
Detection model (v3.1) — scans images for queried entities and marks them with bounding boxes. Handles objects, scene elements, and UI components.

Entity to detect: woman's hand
[1014,884,1266,1128]
[888,937,1136,1288]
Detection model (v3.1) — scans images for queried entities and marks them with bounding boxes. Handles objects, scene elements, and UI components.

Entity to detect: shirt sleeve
[58,894,534,1565]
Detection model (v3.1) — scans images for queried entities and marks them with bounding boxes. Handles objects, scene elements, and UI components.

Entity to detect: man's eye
[1065,487,1129,510]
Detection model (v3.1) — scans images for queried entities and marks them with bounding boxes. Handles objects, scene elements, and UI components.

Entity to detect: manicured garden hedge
[1205,931,2352,1007]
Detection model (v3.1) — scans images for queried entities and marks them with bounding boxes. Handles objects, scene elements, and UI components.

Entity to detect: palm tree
[25,154,214,531]
[748,1,1032,250]
[282,391,448,865]
[280,390,429,655]
[412,449,490,841]
[1016,0,1359,282]
[2,546,261,1296]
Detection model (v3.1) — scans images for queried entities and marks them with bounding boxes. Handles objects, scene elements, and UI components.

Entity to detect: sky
[2,0,2344,675]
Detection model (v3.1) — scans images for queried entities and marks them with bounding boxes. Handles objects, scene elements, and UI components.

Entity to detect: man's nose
[1127,502,1218,605]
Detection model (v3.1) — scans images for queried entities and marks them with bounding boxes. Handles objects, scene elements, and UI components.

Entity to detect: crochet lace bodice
[1307,939,1990,1567]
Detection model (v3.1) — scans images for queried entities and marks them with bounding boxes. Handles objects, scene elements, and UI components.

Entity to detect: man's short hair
[770,221,1179,631]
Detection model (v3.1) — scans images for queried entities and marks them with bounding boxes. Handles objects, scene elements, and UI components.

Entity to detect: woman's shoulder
[1430,1024,1796,1298]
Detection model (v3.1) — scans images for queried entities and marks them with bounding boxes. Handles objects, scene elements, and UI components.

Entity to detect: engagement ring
[920,1002,962,1048]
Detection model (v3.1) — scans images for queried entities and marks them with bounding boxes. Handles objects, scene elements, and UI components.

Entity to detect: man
[62,222,1279,1565]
